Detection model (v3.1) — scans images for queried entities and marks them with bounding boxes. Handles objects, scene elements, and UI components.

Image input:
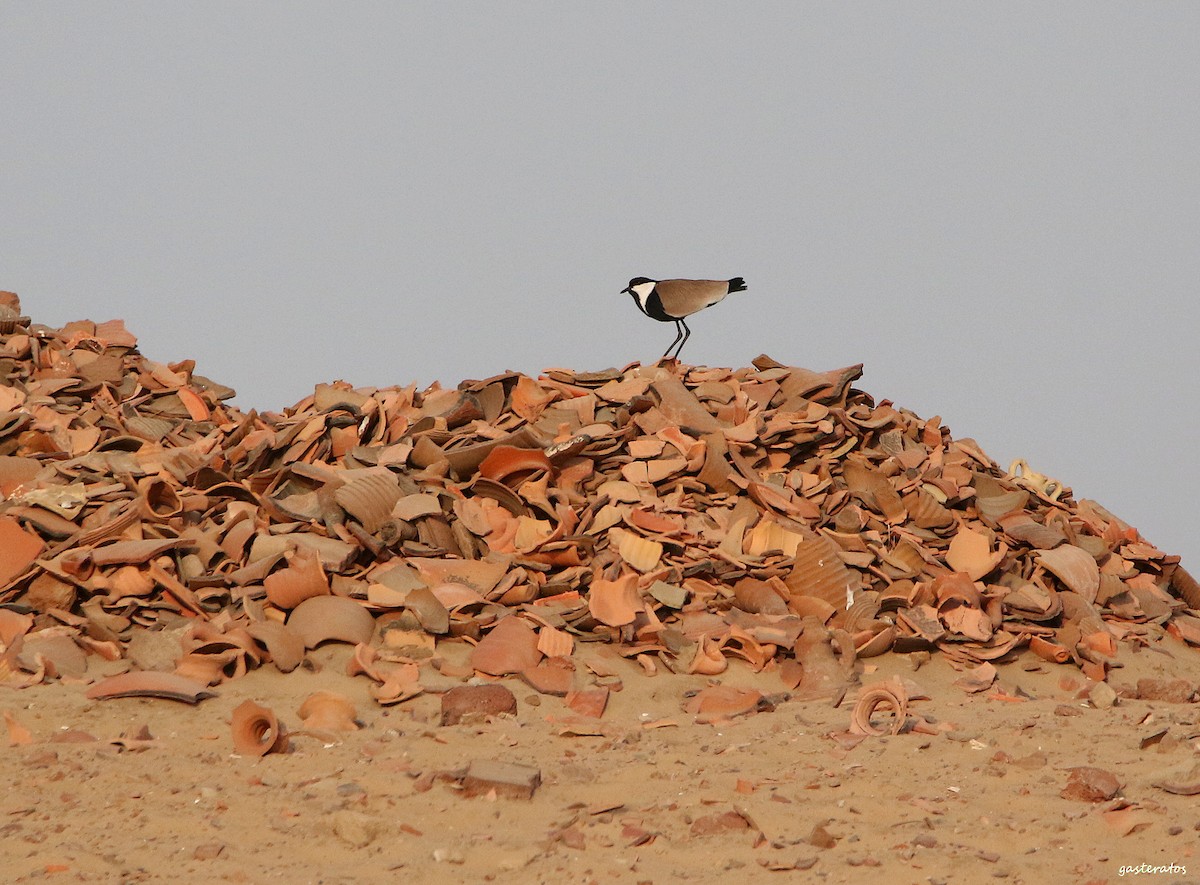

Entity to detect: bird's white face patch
[629,281,656,309]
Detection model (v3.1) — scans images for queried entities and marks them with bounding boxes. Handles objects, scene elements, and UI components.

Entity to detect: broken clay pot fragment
[287,595,375,649]
[230,699,289,756]
[86,671,217,704]
[297,691,360,732]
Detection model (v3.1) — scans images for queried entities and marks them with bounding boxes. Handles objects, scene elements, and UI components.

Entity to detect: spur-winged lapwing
[620,277,747,360]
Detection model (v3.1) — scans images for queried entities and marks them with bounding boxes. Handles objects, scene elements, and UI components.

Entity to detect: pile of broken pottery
[1,291,1198,714]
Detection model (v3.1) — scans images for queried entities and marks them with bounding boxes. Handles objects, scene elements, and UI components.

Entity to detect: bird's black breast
[642,290,673,322]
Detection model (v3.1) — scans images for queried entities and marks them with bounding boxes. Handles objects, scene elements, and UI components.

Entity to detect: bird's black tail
[728,277,747,293]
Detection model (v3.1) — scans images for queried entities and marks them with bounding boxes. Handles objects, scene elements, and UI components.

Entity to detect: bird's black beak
[619,286,631,295]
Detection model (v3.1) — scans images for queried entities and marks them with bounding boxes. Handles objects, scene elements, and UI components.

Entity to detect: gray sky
[3,3,1197,568]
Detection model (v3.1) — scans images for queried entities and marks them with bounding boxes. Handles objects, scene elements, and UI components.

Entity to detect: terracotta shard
[230,699,289,756]
[975,490,1029,525]
[520,658,575,696]
[16,632,85,679]
[335,471,402,533]
[686,634,728,675]
[1166,614,1200,646]
[394,493,443,521]
[478,446,553,485]
[287,595,375,648]
[792,617,856,700]
[90,537,186,566]
[244,621,306,673]
[441,684,518,725]
[1036,545,1100,601]
[842,461,905,524]
[615,529,663,573]
[0,608,34,646]
[690,810,753,836]
[952,662,997,693]
[649,374,724,433]
[855,624,896,657]
[587,573,643,627]
[264,546,331,609]
[945,525,1005,580]
[1168,564,1200,609]
[565,687,610,719]
[1061,766,1121,802]
[850,678,908,736]
[470,615,542,676]
[1102,806,1154,837]
[998,513,1067,549]
[733,578,789,615]
[536,624,574,658]
[786,534,860,613]
[0,516,45,585]
[86,671,216,704]
[137,475,183,520]
[647,580,687,610]
[444,426,543,476]
[429,580,488,610]
[685,685,767,724]
[779,658,803,690]
[1028,635,1071,664]
[0,456,41,496]
[405,585,450,635]
[908,488,955,529]
[407,557,508,597]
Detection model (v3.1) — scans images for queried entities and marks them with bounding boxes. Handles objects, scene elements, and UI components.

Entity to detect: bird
[620,276,747,360]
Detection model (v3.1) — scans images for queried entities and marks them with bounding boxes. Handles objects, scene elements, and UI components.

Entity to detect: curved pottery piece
[478,445,553,486]
[264,546,331,609]
[1036,545,1100,602]
[850,678,909,736]
[792,617,857,701]
[86,671,216,704]
[244,621,306,672]
[686,634,728,676]
[854,624,896,658]
[334,471,402,534]
[137,475,184,520]
[946,526,1006,581]
[732,577,788,616]
[175,651,239,686]
[587,573,643,627]
[615,529,663,573]
[231,699,289,756]
[287,595,375,649]
[297,691,360,732]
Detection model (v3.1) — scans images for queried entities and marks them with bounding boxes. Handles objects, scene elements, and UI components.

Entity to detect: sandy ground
[2,638,1198,885]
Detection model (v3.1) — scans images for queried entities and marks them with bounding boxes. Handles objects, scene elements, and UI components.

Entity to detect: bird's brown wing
[654,279,731,318]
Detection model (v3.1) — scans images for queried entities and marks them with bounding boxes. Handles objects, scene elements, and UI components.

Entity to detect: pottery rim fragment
[230,699,290,756]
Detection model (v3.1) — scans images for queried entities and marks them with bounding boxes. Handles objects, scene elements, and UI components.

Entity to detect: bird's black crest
[627,276,654,288]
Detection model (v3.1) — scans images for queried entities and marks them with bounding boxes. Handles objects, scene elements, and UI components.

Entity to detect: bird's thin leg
[671,320,691,360]
[662,321,684,359]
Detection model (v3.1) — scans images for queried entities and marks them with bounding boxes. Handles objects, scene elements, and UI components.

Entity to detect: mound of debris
[1,293,1197,706]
